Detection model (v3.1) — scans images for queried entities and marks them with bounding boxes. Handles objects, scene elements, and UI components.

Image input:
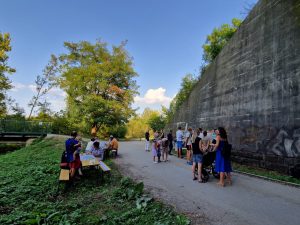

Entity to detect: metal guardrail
[0,119,52,135]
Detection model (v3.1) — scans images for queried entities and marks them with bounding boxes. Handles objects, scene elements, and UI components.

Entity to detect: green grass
[232,162,300,185]
[0,137,190,225]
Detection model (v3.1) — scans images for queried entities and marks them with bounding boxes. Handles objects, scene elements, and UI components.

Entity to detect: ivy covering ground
[0,137,190,225]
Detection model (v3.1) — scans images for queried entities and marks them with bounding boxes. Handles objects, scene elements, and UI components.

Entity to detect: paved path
[115,141,300,225]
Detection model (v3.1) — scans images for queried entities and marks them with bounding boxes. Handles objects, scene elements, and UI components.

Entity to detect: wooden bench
[59,169,70,181]
[56,169,70,194]
[98,160,111,181]
[99,161,111,173]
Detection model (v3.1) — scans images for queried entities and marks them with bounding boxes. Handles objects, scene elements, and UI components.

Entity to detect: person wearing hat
[106,135,119,157]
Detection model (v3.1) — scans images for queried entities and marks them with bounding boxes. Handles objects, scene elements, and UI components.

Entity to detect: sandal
[217,182,225,187]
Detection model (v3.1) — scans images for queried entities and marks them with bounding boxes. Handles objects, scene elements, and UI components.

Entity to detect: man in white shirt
[176,127,184,158]
[85,138,95,154]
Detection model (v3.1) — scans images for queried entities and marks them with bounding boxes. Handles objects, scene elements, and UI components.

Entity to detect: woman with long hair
[213,127,232,187]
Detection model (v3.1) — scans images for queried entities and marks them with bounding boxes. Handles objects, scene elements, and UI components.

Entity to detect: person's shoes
[217,182,225,187]
[153,161,158,164]
[193,177,197,181]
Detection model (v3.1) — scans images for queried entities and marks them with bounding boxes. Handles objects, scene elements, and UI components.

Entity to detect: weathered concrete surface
[169,0,300,174]
[116,141,300,225]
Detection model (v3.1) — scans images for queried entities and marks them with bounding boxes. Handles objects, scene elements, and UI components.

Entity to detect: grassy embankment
[232,162,300,185]
[0,137,190,225]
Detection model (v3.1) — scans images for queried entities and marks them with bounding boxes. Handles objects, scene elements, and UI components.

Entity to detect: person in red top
[65,131,82,178]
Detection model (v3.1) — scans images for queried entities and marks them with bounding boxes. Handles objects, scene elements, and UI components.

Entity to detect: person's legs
[226,172,232,185]
[192,162,197,180]
[70,168,76,178]
[186,149,191,162]
[198,163,202,182]
[218,172,225,186]
[168,143,173,154]
[178,148,182,158]
[165,150,168,161]
[157,150,161,162]
[145,140,149,151]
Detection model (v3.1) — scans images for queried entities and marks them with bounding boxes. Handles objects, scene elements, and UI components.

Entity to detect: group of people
[64,131,119,180]
[145,130,170,163]
[145,126,232,187]
[85,135,119,160]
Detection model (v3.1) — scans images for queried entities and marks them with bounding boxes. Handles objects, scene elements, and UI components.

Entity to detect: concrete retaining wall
[168,0,300,175]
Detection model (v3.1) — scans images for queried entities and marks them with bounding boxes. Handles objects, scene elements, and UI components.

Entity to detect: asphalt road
[115,141,300,225]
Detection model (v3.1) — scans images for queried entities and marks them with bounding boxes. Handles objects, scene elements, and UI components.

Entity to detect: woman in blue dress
[213,127,232,187]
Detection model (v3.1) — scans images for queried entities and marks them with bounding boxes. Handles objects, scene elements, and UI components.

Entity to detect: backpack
[221,141,232,160]
[60,150,69,169]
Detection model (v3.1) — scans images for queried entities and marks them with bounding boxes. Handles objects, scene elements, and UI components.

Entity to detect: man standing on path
[145,130,150,151]
[167,130,173,155]
[176,127,184,158]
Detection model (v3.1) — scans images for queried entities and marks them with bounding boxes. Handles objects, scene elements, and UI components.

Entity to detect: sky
[1,0,258,115]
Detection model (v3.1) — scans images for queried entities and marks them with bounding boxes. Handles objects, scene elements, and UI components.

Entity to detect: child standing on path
[152,139,158,163]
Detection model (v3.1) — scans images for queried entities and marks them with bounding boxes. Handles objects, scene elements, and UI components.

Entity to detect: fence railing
[0,119,52,134]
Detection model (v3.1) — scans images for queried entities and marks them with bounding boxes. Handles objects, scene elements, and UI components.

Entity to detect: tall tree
[202,18,242,63]
[57,40,138,134]
[28,55,58,119]
[147,114,166,132]
[163,74,198,123]
[0,33,15,116]
[126,108,160,138]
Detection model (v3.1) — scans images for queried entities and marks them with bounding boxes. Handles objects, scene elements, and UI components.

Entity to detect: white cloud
[47,98,66,112]
[28,84,36,92]
[11,82,27,92]
[48,87,67,97]
[134,87,172,106]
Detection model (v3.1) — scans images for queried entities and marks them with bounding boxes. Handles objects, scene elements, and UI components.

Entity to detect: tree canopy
[202,18,242,63]
[56,40,138,136]
[163,74,198,123]
[0,33,15,116]
[126,108,159,139]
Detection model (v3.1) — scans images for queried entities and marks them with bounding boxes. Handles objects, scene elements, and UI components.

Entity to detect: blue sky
[1,0,258,115]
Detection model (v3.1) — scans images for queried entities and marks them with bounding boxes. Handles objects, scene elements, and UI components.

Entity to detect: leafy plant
[0,138,190,225]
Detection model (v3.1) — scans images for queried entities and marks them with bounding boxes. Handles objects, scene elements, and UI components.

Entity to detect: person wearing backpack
[65,131,82,179]
[212,127,232,187]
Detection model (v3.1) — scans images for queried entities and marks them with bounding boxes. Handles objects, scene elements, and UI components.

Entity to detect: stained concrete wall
[169,0,300,175]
